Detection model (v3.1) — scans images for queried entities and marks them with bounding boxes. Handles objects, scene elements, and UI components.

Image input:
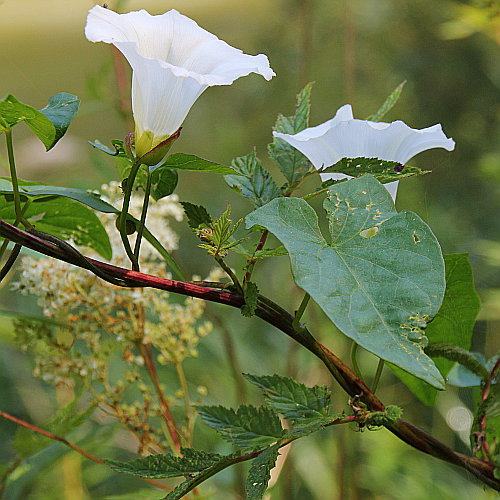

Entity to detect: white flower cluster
[12,182,212,389]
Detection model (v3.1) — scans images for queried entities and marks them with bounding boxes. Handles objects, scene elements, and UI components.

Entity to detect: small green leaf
[149,165,178,201]
[0,94,55,148]
[89,139,128,158]
[268,83,315,186]
[391,254,481,404]
[160,153,235,175]
[106,449,222,479]
[243,373,331,420]
[39,93,80,150]
[320,157,428,185]
[246,175,446,388]
[196,405,283,449]
[366,80,406,122]
[246,444,280,500]
[284,417,337,439]
[114,157,149,191]
[241,282,259,317]
[225,150,280,207]
[180,201,212,229]
[0,195,112,260]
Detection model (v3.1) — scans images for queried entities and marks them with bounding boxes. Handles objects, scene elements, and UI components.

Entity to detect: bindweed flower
[273,104,455,199]
[85,5,275,158]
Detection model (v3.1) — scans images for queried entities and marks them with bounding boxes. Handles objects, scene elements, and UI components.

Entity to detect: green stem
[292,292,310,330]
[350,342,362,378]
[120,161,142,271]
[175,361,192,444]
[372,359,384,393]
[5,129,28,228]
[214,255,243,295]
[133,169,152,264]
[0,243,21,282]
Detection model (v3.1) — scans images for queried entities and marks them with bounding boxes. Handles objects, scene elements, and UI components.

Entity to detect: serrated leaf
[0,195,112,259]
[246,444,280,500]
[366,81,406,122]
[0,94,54,148]
[106,448,222,479]
[284,416,337,439]
[14,399,95,458]
[246,175,446,388]
[159,153,235,175]
[243,373,331,420]
[268,83,315,185]
[241,282,259,317]
[321,157,428,185]
[162,452,242,500]
[39,92,80,150]
[180,202,212,229]
[148,165,178,201]
[225,150,279,207]
[391,254,481,404]
[196,405,283,449]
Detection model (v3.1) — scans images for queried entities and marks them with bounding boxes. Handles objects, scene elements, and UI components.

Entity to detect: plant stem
[372,359,384,393]
[0,409,171,492]
[243,230,269,286]
[138,343,181,452]
[1,220,499,492]
[5,129,28,228]
[133,170,152,263]
[350,342,362,378]
[175,361,192,444]
[214,255,243,295]
[120,161,142,271]
[292,292,310,329]
[0,243,21,282]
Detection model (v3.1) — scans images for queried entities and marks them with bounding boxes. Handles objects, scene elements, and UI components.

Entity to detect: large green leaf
[246,175,446,387]
[196,404,283,450]
[225,149,280,207]
[268,83,315,186]
[246,444,280,500]
[0,94,54,148]
[391,253,481,404]
[0,93,79,150]
[0,195,112,259]
[243,373,331,421]
[39,93,80,150]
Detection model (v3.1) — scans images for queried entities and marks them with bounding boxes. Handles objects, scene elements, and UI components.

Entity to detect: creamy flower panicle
[274,104,455,200]
[85,5,275,157]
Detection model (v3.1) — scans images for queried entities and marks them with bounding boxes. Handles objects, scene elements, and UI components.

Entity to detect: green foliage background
[0,0,499,498]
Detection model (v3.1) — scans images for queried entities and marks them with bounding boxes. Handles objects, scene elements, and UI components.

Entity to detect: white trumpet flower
[85,5,275,157]
[273,104,455,200]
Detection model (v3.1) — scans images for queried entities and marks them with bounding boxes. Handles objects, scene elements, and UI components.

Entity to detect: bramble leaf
[268,83,315,186]
[246,444,280,500]
[241,282,259,318]
[196,405,283,449]
[246,175,446,388]
[180,201,212,229]
[243,373,331,420]
[225,149,280,207]
[320,157,428,185]
[366,81,406,122]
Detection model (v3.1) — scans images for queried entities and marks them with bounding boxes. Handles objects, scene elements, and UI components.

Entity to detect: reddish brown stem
[0,409,171,492]
[138,343,181,452]
[0,220,499,491]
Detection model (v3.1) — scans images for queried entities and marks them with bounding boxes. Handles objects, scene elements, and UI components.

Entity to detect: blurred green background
[1,0,500,498]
